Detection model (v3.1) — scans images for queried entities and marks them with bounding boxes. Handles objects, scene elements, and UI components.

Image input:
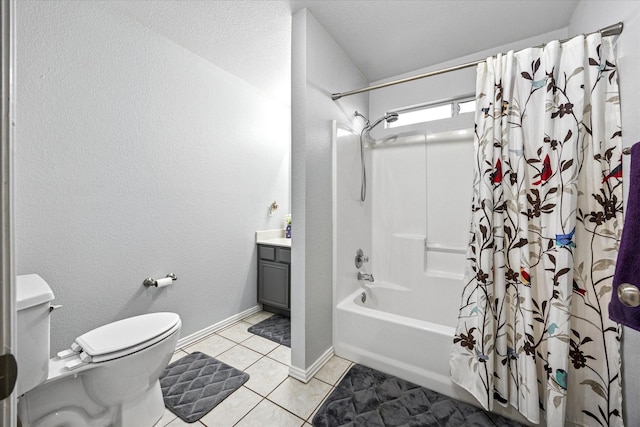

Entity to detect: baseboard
[289,346,334,383]
[175,304,262,349]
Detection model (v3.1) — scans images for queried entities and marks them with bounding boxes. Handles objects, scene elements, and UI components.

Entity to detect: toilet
[15,274,182,427]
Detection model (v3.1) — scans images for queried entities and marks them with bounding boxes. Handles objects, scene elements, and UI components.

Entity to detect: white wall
[370,131,475,286]
[15,1,291,354]
[569,3,640,424]
[291,9,368,371]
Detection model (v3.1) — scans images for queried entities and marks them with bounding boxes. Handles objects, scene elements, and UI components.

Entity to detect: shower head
[385,112,399,123]
[366,112,399,131]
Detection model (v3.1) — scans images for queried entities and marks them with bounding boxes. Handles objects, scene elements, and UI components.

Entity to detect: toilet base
[29,407,111,427]
[19,379,165,427]
[120,380,165,427]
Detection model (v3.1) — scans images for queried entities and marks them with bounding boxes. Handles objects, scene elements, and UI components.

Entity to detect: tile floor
[154,311,353,427]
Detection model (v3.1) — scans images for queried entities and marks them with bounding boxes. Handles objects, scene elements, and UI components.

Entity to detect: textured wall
[15,1,290,354]
[291,9,368,370]
[569,2,640,424]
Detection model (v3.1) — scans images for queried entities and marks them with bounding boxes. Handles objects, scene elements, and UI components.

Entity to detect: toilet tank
[16,274,54,396]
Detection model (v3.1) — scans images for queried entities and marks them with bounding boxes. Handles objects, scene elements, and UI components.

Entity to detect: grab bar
[425,243,466,254]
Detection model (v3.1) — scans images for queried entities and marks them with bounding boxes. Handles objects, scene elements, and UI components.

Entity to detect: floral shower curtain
[450,34,623,426]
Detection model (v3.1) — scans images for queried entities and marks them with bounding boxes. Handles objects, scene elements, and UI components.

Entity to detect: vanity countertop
[256,229,291,248]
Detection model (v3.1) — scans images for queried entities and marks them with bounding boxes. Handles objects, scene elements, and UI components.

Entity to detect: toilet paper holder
[143,273,177,288]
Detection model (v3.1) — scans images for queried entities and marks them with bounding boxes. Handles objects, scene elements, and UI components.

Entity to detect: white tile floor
[154,311,354,427]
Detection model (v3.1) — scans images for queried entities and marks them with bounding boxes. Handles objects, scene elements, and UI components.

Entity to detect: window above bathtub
[386,96,475,129]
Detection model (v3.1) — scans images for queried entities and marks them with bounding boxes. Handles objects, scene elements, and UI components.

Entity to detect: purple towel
[609,142,640,330]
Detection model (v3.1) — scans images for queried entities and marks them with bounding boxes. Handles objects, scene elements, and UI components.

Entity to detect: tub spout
[357,272,374,282]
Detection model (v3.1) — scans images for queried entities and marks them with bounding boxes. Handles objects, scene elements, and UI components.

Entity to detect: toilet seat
[59,312,180,370]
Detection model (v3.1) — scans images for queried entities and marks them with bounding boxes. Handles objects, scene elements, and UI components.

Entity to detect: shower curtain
[450,34,623,426]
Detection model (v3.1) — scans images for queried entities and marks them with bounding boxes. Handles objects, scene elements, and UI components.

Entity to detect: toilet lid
[75,312,180,358]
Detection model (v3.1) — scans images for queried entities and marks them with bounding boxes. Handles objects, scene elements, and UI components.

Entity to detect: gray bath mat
[247,314,291,347]
[312,364,523,427]
[160,351,249,423]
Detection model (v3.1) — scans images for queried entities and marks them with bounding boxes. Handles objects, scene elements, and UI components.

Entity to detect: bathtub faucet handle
[357,272,374,282]
[355,249,369,268]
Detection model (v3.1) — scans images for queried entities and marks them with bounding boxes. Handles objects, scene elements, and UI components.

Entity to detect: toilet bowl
[16,274,182,427]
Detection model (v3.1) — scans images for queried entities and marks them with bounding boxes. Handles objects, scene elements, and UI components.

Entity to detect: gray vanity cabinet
[257,245,291,314]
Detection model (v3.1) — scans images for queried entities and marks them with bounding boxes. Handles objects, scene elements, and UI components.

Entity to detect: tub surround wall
[332,123,373,307]
[15,1,291,354]
[291,9,368,375]
[371,132,475,285]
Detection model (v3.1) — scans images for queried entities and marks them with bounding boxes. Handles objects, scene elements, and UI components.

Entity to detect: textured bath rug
[312,364,523,427]
[159,351,249,423]
[247,313,291,347]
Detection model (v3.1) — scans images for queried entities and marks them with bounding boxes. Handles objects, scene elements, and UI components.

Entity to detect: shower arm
[354,111,369,127]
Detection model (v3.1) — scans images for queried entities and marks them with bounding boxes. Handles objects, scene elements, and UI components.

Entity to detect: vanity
[256,230,291,315]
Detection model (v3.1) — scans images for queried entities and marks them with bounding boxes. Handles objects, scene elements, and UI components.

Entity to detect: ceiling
[99,0,293,103]
[289,0,580,82]
[102,0,580,102]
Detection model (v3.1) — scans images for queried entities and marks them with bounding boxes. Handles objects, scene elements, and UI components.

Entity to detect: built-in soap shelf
[391,233,465,254]
[425,243,466,254]
[386,233,466,279]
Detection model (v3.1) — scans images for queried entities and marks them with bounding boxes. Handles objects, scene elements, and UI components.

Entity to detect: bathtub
[334,276,460,398]
[333,275,534,425]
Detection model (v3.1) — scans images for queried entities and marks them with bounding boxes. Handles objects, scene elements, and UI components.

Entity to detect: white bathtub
[333,276,533,425]
[334,276,460,398]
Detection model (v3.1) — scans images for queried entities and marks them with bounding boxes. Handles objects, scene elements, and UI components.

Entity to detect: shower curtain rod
[331,21,623,101]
